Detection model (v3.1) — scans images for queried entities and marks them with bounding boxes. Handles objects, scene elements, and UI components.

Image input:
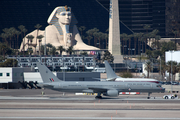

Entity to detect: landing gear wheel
[171,96,174,99]
[147,96,150,99]
[95,96,102,99]
[165,96,168,99]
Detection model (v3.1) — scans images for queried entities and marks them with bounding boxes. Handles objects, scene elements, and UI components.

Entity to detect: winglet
[104,60,121,81]
[36,62,61,83]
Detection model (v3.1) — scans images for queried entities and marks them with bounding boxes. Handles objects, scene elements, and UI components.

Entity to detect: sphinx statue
[19,6,99,54]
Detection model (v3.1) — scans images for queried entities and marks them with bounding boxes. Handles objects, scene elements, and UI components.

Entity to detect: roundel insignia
[128,88,131,91]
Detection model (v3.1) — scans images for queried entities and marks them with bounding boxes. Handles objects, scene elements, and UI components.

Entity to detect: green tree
[0,59,18,67]
[50,46,57,55]
[34,24,42,54]
[80,51,88,55]
[57,46,65,55]
[102,51,114,63]
[78,26,86,37]
[26,35,34,49]
[66,46,74,55]
[37,35,44,55]
[0,33,8,45]
[145,61,153,78]
[121,33,128,55]
[14,30,21,49]
[46,43,53,55]
[97,32,103,48]
[127,34,133,56]
[18,25,27,55]
[27,48,33,55]
[136,32,144,55]
[0,43,9,59]
[133,33,138,55]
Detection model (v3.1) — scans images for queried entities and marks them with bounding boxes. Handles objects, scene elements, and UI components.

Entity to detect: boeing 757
[37,62,165,99]
[105,60,159,83]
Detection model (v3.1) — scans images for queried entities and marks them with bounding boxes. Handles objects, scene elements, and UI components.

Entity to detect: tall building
[97,0,166,37]
[108,0,123,63]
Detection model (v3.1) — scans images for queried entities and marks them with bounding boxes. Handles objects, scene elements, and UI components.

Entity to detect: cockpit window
[156,85,161,87]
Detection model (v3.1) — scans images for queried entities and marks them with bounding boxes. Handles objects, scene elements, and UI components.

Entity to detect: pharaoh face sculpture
[57,11,72,25]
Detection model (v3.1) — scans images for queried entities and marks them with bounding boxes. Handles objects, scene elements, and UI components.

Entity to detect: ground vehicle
[171,82,179,85]
[92,68,106,73]
[163,94,178,99]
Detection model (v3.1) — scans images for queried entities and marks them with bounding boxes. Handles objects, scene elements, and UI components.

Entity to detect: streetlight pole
[170,50,174,94]
[160,56,161,81]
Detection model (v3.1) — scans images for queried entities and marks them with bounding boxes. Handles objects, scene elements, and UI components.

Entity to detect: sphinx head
[48,6,72,25]
[56,6,72,25]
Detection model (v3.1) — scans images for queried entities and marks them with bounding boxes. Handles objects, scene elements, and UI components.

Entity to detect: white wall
[165,51,180,80]
[165,51,180,63]
[0,68,12,83]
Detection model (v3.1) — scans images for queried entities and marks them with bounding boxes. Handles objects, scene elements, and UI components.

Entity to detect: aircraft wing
[88,86,116,93]
[37,83,54,89]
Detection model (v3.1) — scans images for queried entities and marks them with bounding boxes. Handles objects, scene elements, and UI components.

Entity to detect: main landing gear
[147,92,152,99]
[95,92,102,99]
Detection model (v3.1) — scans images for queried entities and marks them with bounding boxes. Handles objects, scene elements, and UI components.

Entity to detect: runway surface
[0,89,180,120]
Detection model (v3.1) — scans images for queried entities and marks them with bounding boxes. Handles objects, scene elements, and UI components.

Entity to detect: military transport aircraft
[37,62,165,99]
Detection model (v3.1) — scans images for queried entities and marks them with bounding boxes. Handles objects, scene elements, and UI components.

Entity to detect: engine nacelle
[103,89,118,97]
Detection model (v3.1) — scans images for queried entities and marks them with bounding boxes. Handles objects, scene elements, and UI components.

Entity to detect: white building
[0,67,24,83]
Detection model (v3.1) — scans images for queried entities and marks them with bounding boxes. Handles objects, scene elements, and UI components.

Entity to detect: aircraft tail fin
[104,60,121,80]
[36,62,61,83]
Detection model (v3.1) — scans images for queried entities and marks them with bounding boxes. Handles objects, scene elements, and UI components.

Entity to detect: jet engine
[103,89,119,97]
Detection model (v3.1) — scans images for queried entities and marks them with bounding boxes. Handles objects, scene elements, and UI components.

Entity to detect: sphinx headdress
[47,6,78,35]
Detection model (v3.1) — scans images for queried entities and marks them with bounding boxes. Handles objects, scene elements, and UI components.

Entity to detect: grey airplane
[37,62,165,99]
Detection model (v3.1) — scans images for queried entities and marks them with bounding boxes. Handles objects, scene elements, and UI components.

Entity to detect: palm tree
[155,35,161,50]
[26,35,34,49]
[133,33,138,55]
[57,46,65,55]
[173,30,178,50]
[0,33,8,45]
[159,59,167,81]
[143,24,151,52]
[86,35,93,46]
[46,43,53,55]
[10,27,19,49]
[18,25,27,55]
[93,32,99,47]
[97,32,103,48]
[50,46,57,55]
[166,61,180,81]
[27,48,33,55]
[78,26,86,37]
[0,43,9,59]
[104,33,108,49]
[145,61,153,78]
[127,34,133,56]
[86,28,99,46]
[37,35,44,55]
[121,33,128,55]
[34,24,42,54]
[66,46,74,55]
[136,32,144,55]
[14,30,21,49]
